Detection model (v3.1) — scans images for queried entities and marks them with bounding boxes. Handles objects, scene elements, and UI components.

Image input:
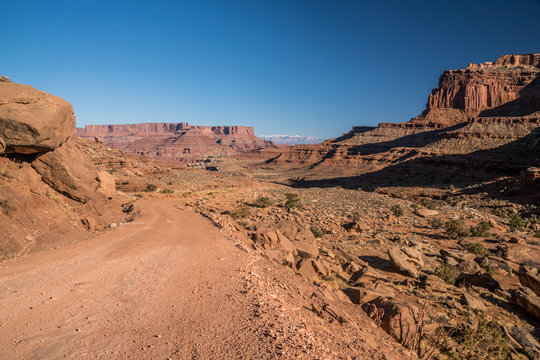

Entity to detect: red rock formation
[77,123,276,164]
[252,53,540,175]
[425,53,539,118]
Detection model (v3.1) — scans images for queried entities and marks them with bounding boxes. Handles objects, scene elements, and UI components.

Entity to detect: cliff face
[77,123,275,164]
[426,53,539,116]
[256,53,540,177]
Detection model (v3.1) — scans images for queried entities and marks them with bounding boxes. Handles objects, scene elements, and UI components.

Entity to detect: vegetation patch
[310,224,325,238]
[390,204,404,217]
[434,262,456,284]
[444,218,471,239]
[470,221,491,237]
[284,193,300,210]
[143,183,158,192]
[250,195,273,208]
[228,207,252,220]
[464,243,488,257]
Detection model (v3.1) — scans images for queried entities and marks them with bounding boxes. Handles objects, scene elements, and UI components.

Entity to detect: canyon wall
[256,53,540,176]
[77,123,276,164]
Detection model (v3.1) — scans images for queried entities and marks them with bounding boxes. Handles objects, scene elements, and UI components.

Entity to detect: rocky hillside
[254,53,540,185]
[77,122,277,164]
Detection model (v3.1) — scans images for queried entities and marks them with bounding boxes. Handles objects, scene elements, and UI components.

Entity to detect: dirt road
[0,199,413,359]
[0,199,272,359]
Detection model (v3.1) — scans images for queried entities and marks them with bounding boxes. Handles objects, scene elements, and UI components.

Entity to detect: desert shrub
[143,183,157,192]
[449,184,456,191]
[421,199,438,210]
[464,243,489,257]
[444,218,471,240]
[410,203,419,210]
[310,224,325,238]
[492,207,509,218]
[160,188,173,194]
[229,207,251,220]
[435,262,456,284]
[429,217,444,229]
[250,195,273,208]
[535,230,540,239]
[167,181,173,185]
[509,214,524,231]
[390,204,404,217]
[284,193,300,210]
[449,315,511,360]
[470,221,491,237]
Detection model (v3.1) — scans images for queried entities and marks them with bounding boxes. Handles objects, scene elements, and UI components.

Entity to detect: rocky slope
[77,122,277,164]
[250,53,539,185]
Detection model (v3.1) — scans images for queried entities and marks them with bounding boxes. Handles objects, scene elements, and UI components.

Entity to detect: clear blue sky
[2,0,539,139]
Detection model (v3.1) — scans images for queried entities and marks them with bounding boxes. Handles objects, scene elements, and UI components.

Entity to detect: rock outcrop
[0,76,75,154]
[77,123,276,164]
[32,137,100,203]
[252,53,540,185]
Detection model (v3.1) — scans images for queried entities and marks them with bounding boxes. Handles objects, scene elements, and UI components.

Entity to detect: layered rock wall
[77,123,275,163]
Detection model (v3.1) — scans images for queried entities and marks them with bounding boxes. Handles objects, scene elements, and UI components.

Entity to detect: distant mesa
[259,134,323,145]
[76,122,277,164]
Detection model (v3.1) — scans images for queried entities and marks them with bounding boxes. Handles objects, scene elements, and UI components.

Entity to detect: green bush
[429,217,444,229]
[390,204,404,217]
[310,224,325,238]
[143,183,158,192]
[509,214,524,231]
[435,262,456,284]
[465,243,489,257]
[535,230,540,239]
[160,188,173,194]
[229,207,251,220]
[444,218,471,239]
[250,195,273,208]
[470,221,491,237]
[284,193,300,210]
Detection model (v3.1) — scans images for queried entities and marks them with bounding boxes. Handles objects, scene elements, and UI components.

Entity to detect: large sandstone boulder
[0,76,75,154]
[362,297,419,347]
[278,221,319,258]
[388,247,421,278]
[32,137,99,203]
[518,265,540,297]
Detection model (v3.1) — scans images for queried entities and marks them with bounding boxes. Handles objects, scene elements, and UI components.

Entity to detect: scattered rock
[362,297,419,347]
[509,326,540,359]
[97,171,116,197]
[455,272,501,291]
[343,284,395,304]
[518,265,540,297]
[461,293,486,311]
[388,247,420,278]
[414,209,439,217]
[510,287,540,321]
[440,249,476,263]
[455,259,482,275]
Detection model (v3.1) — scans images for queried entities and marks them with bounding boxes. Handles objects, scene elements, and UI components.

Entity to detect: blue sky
[2,1,539,139]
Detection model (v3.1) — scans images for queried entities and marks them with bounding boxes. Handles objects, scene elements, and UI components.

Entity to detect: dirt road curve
[0,199,413,360]
[0,199,272,359]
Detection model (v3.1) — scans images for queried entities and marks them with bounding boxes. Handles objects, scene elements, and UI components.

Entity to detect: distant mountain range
[259,134,323,145]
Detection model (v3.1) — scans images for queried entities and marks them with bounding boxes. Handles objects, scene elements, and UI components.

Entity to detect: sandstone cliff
[256,53,540,181]
[77,123,276,164]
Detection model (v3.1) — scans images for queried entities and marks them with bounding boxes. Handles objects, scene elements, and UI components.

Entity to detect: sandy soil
[0,199,413,359]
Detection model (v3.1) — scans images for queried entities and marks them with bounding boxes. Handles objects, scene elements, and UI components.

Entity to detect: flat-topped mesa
[76,122,275,164]
[424,53,540,118]
[77,123,256,137]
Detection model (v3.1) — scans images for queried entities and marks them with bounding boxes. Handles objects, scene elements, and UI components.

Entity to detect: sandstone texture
[0,76,75,154]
